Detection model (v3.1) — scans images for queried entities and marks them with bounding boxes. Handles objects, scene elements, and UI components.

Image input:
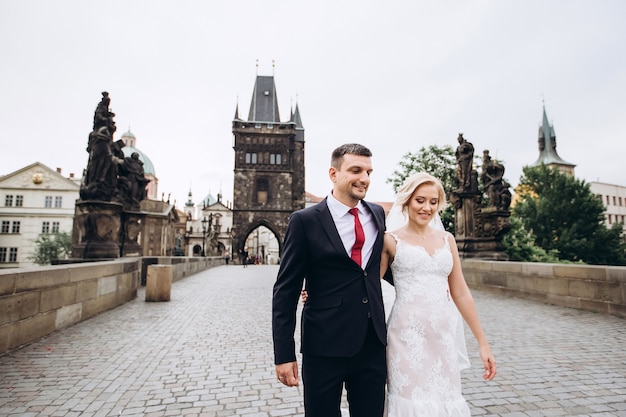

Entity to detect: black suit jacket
[272,198,387,364]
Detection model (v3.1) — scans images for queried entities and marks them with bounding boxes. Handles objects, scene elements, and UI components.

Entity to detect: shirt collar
[327,191,364,217]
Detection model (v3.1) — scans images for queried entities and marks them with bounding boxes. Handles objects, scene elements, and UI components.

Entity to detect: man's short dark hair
[331,143,372,169]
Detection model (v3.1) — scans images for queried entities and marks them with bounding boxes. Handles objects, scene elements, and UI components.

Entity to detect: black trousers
[302,320,386,417]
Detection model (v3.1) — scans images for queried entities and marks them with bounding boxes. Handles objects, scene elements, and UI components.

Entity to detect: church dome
[121,130,136,140]
[122,146,156,177]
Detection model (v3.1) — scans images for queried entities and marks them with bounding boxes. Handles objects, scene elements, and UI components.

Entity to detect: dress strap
[386,231,399,243]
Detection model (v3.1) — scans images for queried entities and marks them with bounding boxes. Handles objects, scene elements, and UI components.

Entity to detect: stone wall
[0,256,224,355]
[2,258,623,356]
[461,260,626,318]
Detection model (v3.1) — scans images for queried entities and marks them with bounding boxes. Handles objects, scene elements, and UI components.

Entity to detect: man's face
[329,153,373,206]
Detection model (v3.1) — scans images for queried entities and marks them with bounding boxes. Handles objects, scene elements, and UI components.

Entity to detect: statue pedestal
[452,192,511,261]
[72,200,123,259]
[121,211,145,257]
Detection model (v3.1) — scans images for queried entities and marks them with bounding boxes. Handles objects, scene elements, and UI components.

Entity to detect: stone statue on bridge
[450,137,511,260]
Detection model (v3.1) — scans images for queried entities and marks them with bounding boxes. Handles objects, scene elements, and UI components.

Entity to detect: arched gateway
[230,73,305,264]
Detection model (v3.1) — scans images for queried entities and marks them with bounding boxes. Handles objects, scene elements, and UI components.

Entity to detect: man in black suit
[272,143,387,416]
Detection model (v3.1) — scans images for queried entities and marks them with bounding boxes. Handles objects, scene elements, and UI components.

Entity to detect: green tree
[28,232,73,265]
[502,216,560,262]
[514,164,626,265]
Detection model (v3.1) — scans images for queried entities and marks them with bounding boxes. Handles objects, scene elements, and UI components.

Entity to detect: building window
[11,221,20,233]
[0,247,17,263]
[45,196,53,208]
[613,196,617,206]
[42,221,50,234]
[52,222,60,233]
[256,177,269,205]
[245,152,258,164]
[15,195,23,207]
[270,153,282,165]
[620,197,623,207]
[5,195,13,206]
[55,196,63,208]
[1,221,9,233]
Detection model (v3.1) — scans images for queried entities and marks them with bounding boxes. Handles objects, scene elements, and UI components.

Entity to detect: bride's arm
[381,233,396,284]
[447,233,497,381]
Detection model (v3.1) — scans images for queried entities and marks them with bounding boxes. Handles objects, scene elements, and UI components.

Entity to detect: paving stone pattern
[0,265,624,416]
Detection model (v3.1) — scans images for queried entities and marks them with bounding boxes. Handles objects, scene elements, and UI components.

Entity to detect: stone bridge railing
[461,260,626,319]
[0,256,223,355]
[1,258,624,356]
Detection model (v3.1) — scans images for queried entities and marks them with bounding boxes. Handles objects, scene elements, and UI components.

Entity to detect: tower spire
[528,103,575,174]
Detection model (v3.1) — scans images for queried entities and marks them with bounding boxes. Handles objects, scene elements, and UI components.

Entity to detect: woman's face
[406,183,440,226]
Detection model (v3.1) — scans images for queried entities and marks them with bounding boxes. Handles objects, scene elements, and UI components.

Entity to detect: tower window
[245,153,258,164]
[256,177,269,205]
[270,153,282,165]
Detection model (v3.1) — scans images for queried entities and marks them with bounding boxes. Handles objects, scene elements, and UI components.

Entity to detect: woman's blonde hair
[395,172,446,214]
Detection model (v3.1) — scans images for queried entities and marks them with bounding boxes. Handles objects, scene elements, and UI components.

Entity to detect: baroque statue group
[72,92,150,259]
[451,133,512,259]
[80,91,149,211]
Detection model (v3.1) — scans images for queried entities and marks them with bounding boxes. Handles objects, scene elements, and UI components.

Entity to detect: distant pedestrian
[241,248,249,268]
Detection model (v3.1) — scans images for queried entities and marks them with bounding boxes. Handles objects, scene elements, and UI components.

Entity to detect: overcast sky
[1,0,624,207]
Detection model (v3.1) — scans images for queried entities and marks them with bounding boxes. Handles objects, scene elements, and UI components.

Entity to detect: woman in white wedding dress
[382,172,496,417]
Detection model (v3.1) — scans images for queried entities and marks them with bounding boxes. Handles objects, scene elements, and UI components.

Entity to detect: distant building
[528,105,576,176]
[183,189,234,258]
[589,182,626,235]
[0,162,80,268]
[119,129,159,200]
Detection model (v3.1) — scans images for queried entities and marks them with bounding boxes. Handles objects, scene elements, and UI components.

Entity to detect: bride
[382,172,496,416]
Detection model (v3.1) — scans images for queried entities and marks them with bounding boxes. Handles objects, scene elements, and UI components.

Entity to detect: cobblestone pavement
[0,265,624,417]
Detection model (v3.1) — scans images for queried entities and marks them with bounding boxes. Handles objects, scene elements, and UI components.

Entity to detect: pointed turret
[292,103,305,142]
[529,105,575,174]
[247,75,280,123]
[185,188,194,208]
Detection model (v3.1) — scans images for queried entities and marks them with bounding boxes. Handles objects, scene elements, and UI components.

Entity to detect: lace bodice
[390,234,453,309]
[385,233,471,417]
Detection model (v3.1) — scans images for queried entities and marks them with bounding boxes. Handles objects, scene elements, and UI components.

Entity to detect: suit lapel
[315,198,384,268]
[314,199,347,256]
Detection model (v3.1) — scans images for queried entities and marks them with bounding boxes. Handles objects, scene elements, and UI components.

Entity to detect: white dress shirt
[327,192,378,269]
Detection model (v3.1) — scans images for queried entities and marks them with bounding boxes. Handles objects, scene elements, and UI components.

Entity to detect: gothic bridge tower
[231,73,305,263]
[528,104,576,175]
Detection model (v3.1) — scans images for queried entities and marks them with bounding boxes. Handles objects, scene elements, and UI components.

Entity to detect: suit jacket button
[362,298,369,304]
[363,271,368,277]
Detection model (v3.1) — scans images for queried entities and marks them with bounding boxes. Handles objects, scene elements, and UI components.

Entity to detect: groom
[272,143,388,416]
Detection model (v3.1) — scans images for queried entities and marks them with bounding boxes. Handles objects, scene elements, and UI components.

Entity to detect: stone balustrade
[0,256,223,355]
[1,258,623,356]
[461,260,626,318]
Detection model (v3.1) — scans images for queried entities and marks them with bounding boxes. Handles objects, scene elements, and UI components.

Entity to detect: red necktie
[349,207,365,266]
